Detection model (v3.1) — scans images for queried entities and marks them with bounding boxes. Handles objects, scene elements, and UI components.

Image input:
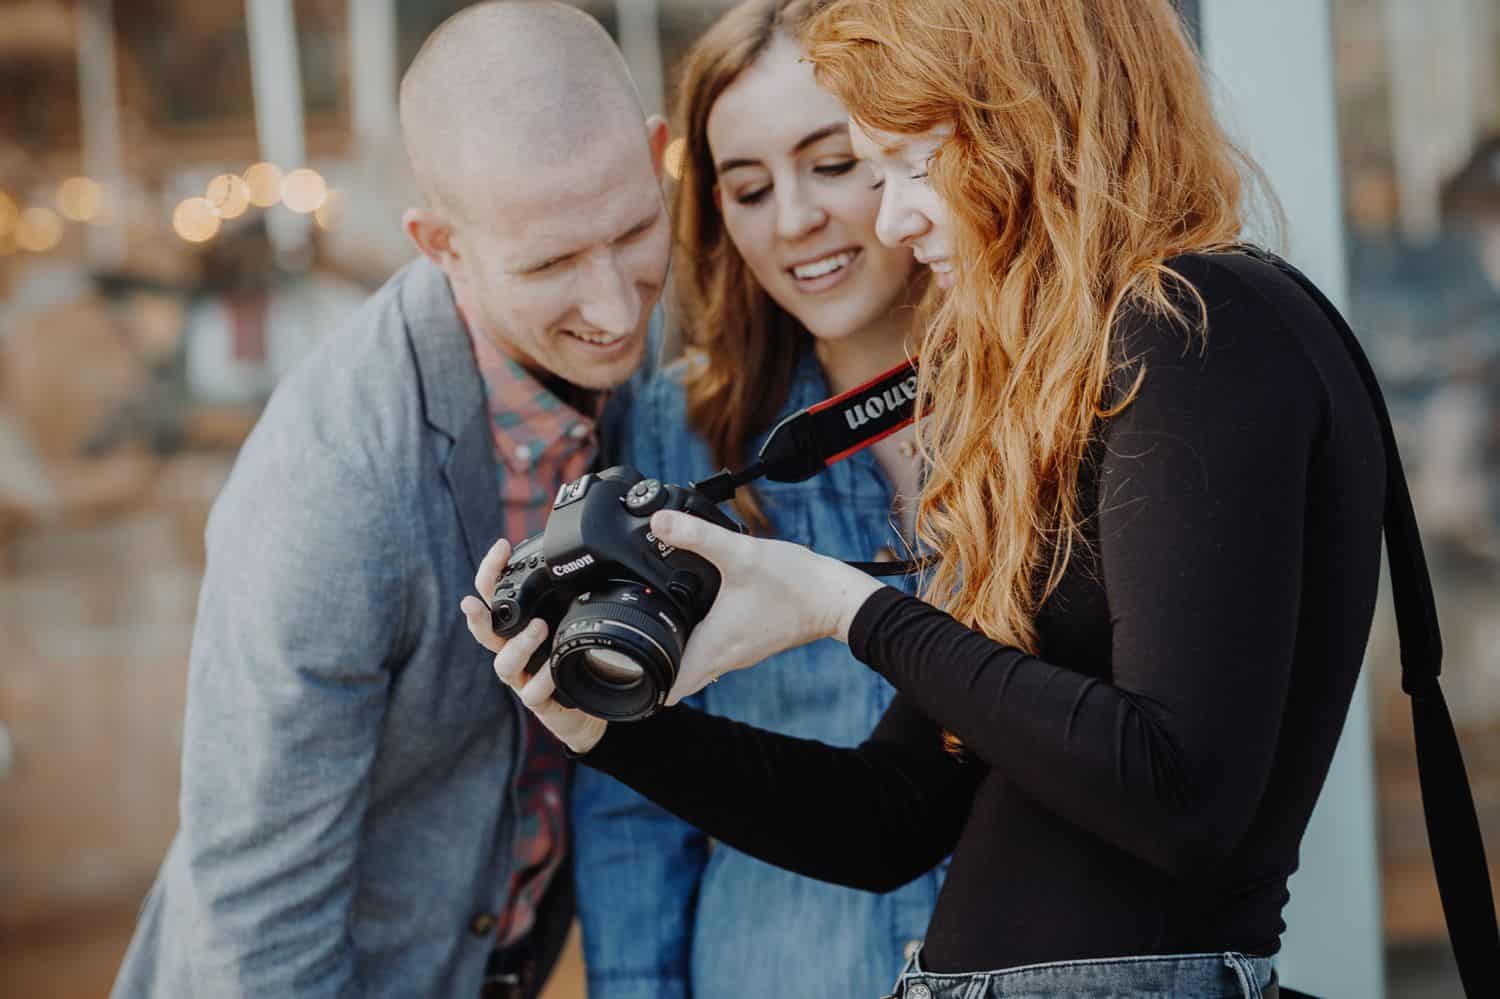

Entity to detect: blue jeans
[885,946,1277,999]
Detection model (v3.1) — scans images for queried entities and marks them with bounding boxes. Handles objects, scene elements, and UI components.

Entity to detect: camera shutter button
[624,478,669,515]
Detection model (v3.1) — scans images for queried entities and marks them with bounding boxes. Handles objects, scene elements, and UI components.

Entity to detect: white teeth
[568,330,627,346]
[792,250,855,280]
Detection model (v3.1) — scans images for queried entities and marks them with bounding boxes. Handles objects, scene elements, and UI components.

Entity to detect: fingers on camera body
[474,537,512,598]
[490,618,547,683]
[461,595,507,654]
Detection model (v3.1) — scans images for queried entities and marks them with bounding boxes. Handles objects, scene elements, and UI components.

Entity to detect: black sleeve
[849,270,1328,877]
[584,692,983,892]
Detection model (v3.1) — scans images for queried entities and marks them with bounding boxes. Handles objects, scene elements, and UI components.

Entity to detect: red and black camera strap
[691,361,923,578]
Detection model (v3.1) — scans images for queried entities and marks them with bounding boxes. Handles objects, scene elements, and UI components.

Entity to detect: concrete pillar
[246,0,311,256]
[76,0,126,265]
[1200,2,1385,996]
[350,0,399,147]
[615,0,665,118]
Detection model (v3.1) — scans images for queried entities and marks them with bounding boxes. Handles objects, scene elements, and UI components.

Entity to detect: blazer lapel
[401,258,503,573]
[445,406,505,574]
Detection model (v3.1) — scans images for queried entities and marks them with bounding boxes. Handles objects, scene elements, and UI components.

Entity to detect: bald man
[111,5,669,998]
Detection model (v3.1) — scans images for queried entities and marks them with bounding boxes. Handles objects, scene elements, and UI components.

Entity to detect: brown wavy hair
[805,0,1259,651]
[672,0,824,534]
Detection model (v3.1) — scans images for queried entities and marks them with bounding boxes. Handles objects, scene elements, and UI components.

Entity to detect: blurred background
[0,1,1497,996]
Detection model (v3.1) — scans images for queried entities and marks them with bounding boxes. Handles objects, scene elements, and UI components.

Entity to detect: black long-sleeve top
[585,251,1388,973]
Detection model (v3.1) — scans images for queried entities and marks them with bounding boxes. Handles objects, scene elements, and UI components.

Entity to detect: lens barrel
[551,580,686,721]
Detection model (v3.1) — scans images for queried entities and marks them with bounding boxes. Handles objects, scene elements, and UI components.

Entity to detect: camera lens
[551,580,687,721]
[580,648,645,688]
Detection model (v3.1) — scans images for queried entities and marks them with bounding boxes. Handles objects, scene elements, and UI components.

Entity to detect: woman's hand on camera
[461,538,608,755]
[648,509,885,705]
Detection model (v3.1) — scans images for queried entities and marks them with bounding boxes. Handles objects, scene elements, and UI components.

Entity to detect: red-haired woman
[470,1,1384,995]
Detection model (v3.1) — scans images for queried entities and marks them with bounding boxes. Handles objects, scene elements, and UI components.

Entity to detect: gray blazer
[113,258,584,998]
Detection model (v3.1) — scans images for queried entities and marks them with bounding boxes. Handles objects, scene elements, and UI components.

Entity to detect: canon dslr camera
[490,465,741,721]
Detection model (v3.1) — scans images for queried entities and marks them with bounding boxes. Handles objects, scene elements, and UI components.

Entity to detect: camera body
[490,465,741,721]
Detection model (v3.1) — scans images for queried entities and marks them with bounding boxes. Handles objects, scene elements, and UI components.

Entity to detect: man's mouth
[789,248,860,282]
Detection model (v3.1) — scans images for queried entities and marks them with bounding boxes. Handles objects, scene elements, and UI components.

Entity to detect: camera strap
[691,360,923,577]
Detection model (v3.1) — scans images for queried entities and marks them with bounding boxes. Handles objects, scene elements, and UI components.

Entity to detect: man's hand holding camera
[463,538,610,754]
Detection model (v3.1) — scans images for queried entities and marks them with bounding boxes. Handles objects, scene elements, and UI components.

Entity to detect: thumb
[650,509,740,565]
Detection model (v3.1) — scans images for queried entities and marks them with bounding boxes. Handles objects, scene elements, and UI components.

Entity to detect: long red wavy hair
[805,0,1259,650]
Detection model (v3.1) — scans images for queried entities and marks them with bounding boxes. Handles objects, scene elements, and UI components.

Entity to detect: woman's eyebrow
[791,122,849,154]
[715,122,849,175]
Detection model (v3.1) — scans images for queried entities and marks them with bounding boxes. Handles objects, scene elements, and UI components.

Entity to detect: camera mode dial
[623,478,669,516]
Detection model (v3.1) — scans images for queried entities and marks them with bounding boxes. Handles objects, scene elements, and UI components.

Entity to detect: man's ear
[404,208,459,269]
[646,114,671,182]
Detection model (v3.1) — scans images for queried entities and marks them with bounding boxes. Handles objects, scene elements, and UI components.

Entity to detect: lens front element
[581,647,646,688]
[551,580,686,721]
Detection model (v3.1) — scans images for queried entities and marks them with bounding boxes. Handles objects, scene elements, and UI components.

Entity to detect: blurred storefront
[1333,0,1500,994]
[0,2,1496,997]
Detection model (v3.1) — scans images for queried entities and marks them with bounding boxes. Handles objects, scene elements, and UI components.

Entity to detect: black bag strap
[1239,246,1500,996]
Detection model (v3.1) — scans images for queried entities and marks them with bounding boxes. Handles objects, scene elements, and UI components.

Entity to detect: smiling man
[111,4,668,998]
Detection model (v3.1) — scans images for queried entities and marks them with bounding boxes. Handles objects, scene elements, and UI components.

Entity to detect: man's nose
[774,181,828,241]
[577,252,641,336]
[874,185,928,248]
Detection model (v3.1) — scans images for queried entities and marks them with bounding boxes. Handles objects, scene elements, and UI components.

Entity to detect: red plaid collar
[462,315,603,474]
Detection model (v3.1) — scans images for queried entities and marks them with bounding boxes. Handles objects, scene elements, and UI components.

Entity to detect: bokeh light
[664,137,686,180]
[58,177,105,223]
[244,162,283,207]
[16,207,64,252]
[207,174,251,219]
[0,190,16,238]
[281,168,327,214]
[314,188,346,230]
[173,197,221,243]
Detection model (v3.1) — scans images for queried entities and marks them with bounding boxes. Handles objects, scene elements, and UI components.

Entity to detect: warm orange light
[173,197,221,243]
[281,168,328,214]
[0,190,16,237]
[207,174,251,219]
[58,177,104,222]
[244,162,284,207]
[664,137,686,180]
[16,207,64,252]
[314,188,346,230]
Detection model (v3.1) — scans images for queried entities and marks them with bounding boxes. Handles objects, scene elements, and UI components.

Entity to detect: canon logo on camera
[843,374,918,431]
[551,553,597,577]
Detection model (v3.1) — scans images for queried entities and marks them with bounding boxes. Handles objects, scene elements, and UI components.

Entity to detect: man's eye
[617,224,652,244]
[735,187,770,206]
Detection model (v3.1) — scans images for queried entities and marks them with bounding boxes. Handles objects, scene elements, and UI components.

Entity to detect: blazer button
[469,912,496,937]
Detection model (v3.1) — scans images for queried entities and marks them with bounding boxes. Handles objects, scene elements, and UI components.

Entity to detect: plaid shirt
[466,320,600,948]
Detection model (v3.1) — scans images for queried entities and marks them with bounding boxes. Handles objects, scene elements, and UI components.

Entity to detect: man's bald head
[400,0,647,219]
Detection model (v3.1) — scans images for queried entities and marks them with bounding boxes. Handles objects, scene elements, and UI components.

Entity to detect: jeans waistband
[885,945,1278,999]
